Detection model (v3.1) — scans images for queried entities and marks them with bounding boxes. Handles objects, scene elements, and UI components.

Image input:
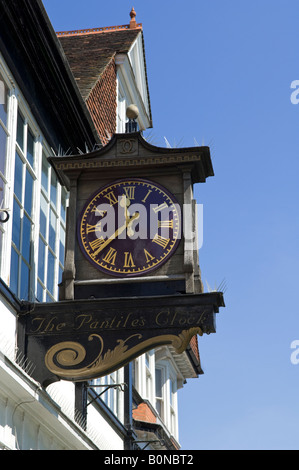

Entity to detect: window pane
[145,352,150,369]
[37,281,44,302]
[27,130,34,167]
[59,225,65,265]
[16,111,24,150]
[0,125,7,175]
[0,176,4,206]
[170,379,174,406]
[61,189,67,223]
[22,214,32,264]
[39,194,48,239]
[14,153,23,202]
[41,154,48,194]
[155,369,162,398]
[24,169,33,215]
[38,237,46,283]
[10,247,19,296]
[156,399,162,417]
[58,265,63,285]
[0,77,8,126]
[50,171,57,207]
[12,199,21,249]
[20,261,29,300]
[49,209,56,251]
[47,251,55,295]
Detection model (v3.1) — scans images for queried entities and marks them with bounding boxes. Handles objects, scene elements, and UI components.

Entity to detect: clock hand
[119,195,130,222]
[92,212,140,257]
[120,194,137,236]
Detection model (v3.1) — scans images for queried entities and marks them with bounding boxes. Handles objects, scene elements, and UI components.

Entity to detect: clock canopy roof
[49,131,214,190]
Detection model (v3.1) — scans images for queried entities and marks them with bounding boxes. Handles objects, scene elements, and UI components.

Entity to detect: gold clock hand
[92,212,140,257]
[119,195,130,222]
[120,194,137,236]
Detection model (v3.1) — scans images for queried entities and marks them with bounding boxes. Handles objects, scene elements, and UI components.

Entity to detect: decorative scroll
[44,328,203,381]
[18,292,224,386]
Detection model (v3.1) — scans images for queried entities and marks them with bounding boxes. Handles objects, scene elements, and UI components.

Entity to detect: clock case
[49,132,215,301]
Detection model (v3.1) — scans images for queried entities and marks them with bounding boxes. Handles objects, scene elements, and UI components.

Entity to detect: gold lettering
[152,233,170,249]
[89,236,105,251]
[30,317,66,334]
[75,314,92,330]
[123,186,135,200]
[155,309,170,327]
[153,202,168,213]
[144,249,155,263]
[158,220,173,229]
[86,222,101,234]
[103,247,117,265]
[142,189,152,203]
[124,252,135,268]
[104,191,118,206]
[91,206,106,217]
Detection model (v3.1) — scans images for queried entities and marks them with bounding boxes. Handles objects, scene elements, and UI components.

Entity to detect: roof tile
[58,28,141,100]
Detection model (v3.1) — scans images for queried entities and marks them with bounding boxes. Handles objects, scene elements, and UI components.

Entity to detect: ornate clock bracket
[16,132,224,387]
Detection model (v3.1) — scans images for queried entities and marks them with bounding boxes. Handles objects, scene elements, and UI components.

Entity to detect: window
[0,74,9,175]
[155,367,164,421]
[10,112,37,300]
[132,359,139,389]
[0,73,9,271]
[91,371,122,417]
[0,64,67,301]
[37,153,66,302]
[169,376,177,437]
[145,351,154,401]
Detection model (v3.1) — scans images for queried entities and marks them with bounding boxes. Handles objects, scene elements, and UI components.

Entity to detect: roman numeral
[152,202,168,213]
[158,220,173,228]
[123,252,135,268]
[91,206,106,217]
[152,234,170,249]
[144,249,155,263]
[142,189,152,203]
[86,222,101,234]
[104,191,118,206]
[123,186,135,200]
[102,247,117,265]
[89,237,105,251]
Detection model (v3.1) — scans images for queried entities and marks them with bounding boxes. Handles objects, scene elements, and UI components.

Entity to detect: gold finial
[129,7,137,29]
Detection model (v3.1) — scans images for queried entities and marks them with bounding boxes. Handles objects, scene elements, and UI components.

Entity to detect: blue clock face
[77,178,182,277]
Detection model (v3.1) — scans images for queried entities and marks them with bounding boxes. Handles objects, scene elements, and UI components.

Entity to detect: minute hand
[93,212,140,257]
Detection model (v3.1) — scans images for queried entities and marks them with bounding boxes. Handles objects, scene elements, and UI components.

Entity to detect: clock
[77,178,181,277]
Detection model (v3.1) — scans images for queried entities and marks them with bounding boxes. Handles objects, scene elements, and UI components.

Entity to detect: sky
[43,0,299,450]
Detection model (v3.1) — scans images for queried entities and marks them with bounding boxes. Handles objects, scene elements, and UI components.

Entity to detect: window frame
[0,57,67,302]
[9,99,39,301]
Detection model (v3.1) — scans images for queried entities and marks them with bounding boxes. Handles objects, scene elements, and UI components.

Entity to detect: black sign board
[18,292,224,387]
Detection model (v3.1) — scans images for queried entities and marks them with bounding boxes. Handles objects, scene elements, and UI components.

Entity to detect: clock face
[77,178,181,277]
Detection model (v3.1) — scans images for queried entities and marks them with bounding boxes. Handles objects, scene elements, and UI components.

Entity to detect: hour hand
[127,212,140,237]
[92,212,139,256]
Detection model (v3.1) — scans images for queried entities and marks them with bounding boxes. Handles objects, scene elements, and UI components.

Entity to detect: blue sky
[43,0,299,450]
